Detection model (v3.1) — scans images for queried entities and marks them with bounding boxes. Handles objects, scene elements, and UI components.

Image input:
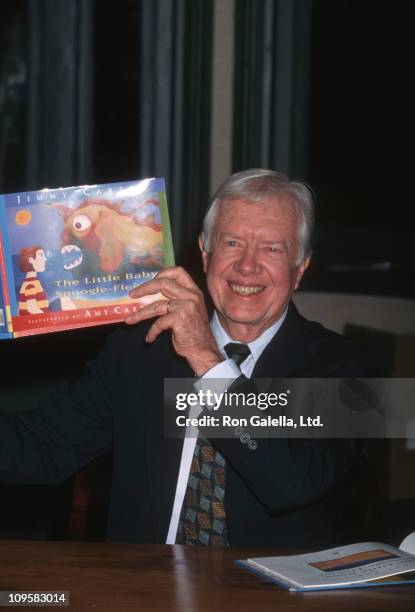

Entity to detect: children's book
[0,178,174,338]
[237,531,415,591]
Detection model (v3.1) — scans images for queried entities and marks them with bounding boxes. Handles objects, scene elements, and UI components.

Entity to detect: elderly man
[0,169,377,547]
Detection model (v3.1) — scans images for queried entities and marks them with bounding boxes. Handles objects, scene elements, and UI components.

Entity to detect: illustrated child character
[18,245,77,315]
[18,246,49,315]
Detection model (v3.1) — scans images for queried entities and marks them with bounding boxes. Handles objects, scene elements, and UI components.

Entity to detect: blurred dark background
[0,0,414,544]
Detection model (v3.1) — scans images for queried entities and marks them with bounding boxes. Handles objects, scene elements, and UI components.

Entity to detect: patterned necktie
[175,343,251,546]
[224,342,251,367]
[176,437,227,546]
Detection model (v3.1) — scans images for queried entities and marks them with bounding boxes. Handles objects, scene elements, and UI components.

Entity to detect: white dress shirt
[165,308,288,544]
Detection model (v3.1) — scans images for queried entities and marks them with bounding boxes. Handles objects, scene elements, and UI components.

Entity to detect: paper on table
[400,532,415,555]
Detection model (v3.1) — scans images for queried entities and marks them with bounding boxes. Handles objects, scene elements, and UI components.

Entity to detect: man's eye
[267,246,281,253]
[226,240,238,247]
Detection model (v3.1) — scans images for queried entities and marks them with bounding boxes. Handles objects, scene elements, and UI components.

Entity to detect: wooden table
[0,540,414,610]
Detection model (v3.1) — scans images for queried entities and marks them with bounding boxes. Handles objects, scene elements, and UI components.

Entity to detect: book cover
[0,178,174,339]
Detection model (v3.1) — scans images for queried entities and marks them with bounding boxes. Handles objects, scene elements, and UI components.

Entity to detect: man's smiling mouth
[229,283,265,296]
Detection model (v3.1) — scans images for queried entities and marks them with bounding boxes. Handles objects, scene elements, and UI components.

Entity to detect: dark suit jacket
[0,303,380,547]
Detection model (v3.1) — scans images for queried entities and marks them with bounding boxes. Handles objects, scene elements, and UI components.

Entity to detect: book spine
[0,198,13,338]
[159,186,175,266]
[0,266,10,338]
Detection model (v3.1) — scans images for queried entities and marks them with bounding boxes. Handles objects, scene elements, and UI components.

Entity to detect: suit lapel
[145,334,190,543]
[252,302,311,377]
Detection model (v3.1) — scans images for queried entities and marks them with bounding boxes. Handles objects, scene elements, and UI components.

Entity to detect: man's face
[29,249,47,273]
[199,197,310,342]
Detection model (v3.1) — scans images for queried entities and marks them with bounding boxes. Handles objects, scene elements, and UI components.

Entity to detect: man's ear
[198,234,210,274]
[294,254,311,290]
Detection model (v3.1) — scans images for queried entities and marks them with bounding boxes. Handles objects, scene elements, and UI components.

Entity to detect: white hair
[201,169,315,264]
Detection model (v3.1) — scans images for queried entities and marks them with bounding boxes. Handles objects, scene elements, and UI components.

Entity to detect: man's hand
[126,266,223,376]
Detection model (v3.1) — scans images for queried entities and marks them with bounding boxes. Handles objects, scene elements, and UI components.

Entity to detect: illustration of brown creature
[51,198,163,273]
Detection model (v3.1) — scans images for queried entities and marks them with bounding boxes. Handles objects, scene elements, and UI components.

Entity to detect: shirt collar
[210,307,288,362]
